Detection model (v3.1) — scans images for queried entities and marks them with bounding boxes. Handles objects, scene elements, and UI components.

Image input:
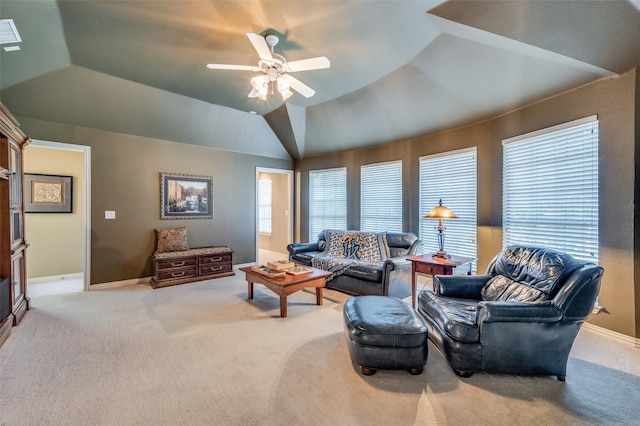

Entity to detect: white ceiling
[1,1,639,159]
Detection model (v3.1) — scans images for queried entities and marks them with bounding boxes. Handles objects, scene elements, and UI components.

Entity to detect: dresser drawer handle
[211,266,223,271]
[170,261,185,267]
[171,271,185,278]
[211,257,222,262]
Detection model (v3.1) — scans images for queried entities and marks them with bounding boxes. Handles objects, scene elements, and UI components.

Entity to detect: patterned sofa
[287,229,420,298]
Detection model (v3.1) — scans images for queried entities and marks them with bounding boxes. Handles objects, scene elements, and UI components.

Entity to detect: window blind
[502,116,599,262]
[258,178,272,234]
[360,160,403,232]
[419,148,477,270]
[309,168,347,241]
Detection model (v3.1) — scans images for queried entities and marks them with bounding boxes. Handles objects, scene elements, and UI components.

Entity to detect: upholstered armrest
[407,239,422,256]
[388,256,411,270]
[435,274,490,300]
[477,301,563,323]
[287,242,320,255]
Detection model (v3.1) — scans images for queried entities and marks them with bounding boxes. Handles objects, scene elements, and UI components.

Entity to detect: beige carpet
[1,267,639,425]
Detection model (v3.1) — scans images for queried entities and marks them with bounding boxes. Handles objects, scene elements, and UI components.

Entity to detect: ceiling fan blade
[285,57,330,73]
[207,64,260,71]
[282,75,316,98]
[246,32,273,62]
[248,88,258,98]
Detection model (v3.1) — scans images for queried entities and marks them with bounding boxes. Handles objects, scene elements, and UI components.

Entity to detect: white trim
[89,276,152,290]
[503,115,598,145]
[29,140,91,292]
[361,159,402,168]
[255,167,293,263]
[27,272,83,284]
[582,323,640,348]
[309,166,346,174]
[419,146,476,162]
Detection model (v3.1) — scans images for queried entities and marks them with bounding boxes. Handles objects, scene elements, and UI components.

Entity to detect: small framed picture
[160,173,213,220]
[24,174,73,213]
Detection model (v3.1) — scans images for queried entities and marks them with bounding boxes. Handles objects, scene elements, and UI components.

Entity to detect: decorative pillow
[325,230,382,262]
[155,227,189,253]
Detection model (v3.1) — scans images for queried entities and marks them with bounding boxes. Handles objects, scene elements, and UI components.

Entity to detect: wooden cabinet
[151,246,234,289]
[0,103,30,348]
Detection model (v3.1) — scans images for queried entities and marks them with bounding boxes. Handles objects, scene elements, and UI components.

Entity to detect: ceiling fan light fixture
[251,74,267,90]
[277,77,293,100]
[279,88,293,101]
[209,32,329,102]
[256,85,268,101]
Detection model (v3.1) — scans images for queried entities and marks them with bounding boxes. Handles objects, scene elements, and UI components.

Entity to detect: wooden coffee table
[240,265,332,318]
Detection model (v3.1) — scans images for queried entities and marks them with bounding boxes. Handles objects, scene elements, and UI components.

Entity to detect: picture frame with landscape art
[161,173,213,219]
[24,173,73,213]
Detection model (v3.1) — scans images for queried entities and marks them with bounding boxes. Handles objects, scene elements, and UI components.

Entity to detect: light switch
[105,211,116,219]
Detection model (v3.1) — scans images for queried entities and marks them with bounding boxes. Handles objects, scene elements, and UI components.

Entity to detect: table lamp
[424,199,457,258]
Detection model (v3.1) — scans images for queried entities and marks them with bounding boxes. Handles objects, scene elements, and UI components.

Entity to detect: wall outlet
[105,211,116,219]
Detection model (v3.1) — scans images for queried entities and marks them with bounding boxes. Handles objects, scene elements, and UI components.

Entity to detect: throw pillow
[155,227,189,253]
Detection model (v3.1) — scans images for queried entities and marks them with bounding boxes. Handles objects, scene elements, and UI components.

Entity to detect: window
[502,116,599,262]
[419,148,477,269]
[309,168,347,240]
[360,161,403,232]
[258,178,272,234]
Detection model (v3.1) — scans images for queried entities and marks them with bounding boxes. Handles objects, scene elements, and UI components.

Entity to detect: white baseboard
[28,273,84,284]
[234,262,258,269]
[89,276,152,290]
[582,322,640,348]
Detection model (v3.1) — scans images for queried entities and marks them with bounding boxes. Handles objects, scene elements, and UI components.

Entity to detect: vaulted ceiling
[1,1,639,160]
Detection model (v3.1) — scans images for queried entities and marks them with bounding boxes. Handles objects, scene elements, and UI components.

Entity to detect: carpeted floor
[1,266,639,425]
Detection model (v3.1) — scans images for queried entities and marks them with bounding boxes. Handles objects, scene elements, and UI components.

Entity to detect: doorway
[255,168,293,265]
[24,140,91,294]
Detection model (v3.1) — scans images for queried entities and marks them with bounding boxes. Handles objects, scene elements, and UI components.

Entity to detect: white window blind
[419,148,477,270]
[360,160,403,232]
[309,168,347,241]
[502,116,599,262]
[258,178,272,234]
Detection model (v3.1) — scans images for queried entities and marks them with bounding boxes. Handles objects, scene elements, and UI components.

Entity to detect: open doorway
[255,168,293,265]
[24,140,91,296]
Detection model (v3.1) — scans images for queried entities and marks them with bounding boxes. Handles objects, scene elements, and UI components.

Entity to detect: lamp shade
[424,199,457,219]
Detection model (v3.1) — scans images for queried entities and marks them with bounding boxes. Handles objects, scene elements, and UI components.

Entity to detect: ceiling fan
[206,33,330,101]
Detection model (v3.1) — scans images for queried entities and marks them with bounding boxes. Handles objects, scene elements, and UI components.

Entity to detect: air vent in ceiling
[0,19,21,45]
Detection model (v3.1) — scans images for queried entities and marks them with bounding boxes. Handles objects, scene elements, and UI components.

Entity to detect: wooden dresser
[0,103,29,349]
[150,246,234,289]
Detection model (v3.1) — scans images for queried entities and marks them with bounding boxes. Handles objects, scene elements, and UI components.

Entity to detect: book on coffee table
[266,260,295,270]
[251,266,286,278]
[285,266,313,276]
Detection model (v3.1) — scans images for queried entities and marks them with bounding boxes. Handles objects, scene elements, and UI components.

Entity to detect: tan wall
[24,146,84,278]
[296,69,638,338]
[18,119,292,285]
[258,172,290,254]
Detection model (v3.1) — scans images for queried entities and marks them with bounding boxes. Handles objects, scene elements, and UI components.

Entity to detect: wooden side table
[407,254,476,308]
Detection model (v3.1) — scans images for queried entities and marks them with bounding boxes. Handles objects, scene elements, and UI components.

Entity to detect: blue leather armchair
[417,246,603,380]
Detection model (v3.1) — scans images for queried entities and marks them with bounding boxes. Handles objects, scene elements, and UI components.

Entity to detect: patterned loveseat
[287,229,420,298]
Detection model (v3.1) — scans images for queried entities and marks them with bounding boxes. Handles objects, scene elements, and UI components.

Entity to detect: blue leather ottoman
[343,295,428,375]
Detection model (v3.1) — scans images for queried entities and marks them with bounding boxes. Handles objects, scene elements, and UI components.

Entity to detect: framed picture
[24,173,73,213]
[161,173,213,219]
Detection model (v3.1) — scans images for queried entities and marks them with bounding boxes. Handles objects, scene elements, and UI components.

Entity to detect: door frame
[255,167,293,262]
[29,140,91,291]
